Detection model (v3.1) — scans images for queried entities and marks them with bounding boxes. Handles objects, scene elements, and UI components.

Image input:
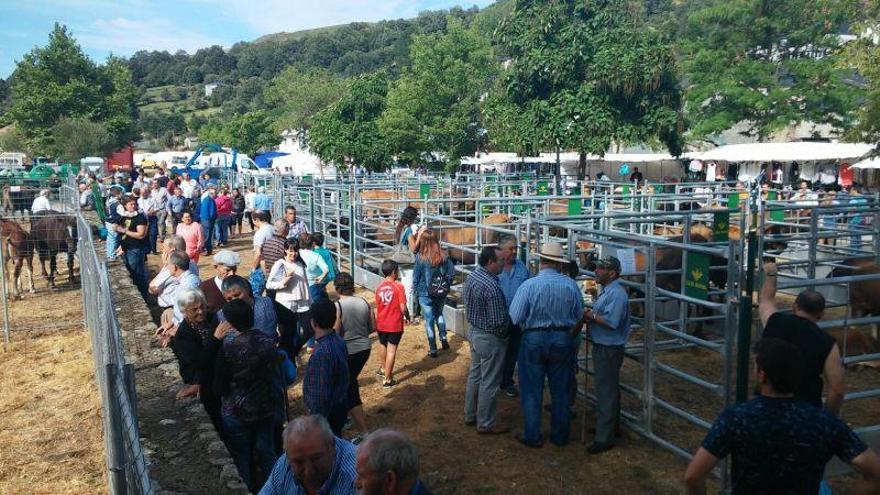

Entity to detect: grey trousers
[156,210,168,239]
[464,328,508,430]
[592,343,624,444]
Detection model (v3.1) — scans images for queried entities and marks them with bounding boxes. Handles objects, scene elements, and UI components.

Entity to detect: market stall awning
[694,142,874,163]
[254,151,289,168]
[852,156,880,169]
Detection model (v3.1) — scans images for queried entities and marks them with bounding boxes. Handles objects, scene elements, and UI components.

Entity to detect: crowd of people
[76,165,880,494]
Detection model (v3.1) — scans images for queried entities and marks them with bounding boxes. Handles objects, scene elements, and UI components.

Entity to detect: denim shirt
[411,256,455,298]
[589,279,632,346]
[509,268,583,330]
[498,259,530,308]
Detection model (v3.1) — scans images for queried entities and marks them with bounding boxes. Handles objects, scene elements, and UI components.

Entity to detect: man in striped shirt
[259,415,357,495]
[509,242,584,448]
[462,246,510,434]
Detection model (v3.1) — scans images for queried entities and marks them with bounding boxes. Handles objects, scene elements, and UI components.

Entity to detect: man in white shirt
[179,172,197,199]
[31,190,52,213]
[244,186,257,231]
[251,210,275,259]
[163,251,200,325]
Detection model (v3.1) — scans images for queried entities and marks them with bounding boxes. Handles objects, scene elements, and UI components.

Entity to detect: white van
[80,156,105,174]
[0,152,26,171]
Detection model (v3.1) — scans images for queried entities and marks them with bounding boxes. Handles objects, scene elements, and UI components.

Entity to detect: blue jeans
[104,224,118,260]
[222,414,276,492]
[519,329,574,445]
[216,215,230,245]
[418,295,447,352]
[850,217,864,248]
[309,283,328,302]
[147,215,158,253]
[123,246,148,298]
[201,219,214,254]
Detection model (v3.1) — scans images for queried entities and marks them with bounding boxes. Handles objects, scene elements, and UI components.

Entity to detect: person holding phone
[266,240,312,359]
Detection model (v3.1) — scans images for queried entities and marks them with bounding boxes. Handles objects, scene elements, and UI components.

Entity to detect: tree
[0,126,31,154]
[7,24,138,149]
[197,111,275,156]
[495,0,683,179]
[840,1,880,142]
[99,56,139,147]
[681,0,860,140]
[380,19,496,168]
[265,68,349,133]
[48,117,113,162]
[223,110,277,156]
[310,72,393,171]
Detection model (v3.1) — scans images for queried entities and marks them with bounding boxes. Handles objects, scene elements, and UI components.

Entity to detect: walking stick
[580,324,590,444]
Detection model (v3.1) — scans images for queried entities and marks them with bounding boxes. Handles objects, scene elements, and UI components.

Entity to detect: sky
[0,0,495,78]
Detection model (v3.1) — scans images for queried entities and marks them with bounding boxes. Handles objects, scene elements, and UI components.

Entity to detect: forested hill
[125,2,511,88]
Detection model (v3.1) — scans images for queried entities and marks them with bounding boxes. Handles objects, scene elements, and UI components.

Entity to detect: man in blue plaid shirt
[303,299,350,436]
[462,246,510,434]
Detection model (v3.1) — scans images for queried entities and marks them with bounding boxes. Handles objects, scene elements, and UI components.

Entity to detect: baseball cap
[596,256,621,272]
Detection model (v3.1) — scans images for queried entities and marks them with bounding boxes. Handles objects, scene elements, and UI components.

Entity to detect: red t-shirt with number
[375,280,406,332]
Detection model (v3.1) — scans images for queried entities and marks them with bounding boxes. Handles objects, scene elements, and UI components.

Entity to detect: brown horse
[0,218,36,296]
[31,212,78,288]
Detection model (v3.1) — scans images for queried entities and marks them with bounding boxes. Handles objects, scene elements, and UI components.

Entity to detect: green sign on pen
[568,198,582,215]
[419,183,431,199]
[714,212,730,242]
[685,252,711,300]
[728,193,739,210]
[621,185,631,199]
[767,190,785,221]
[537,181,549,196]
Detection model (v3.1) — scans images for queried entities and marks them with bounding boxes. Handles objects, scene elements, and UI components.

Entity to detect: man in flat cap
[584,255,632,454]
[201,249,241,313]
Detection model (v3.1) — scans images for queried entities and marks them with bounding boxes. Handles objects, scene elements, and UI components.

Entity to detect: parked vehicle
[80,157,105,174]
[0,152,27,171]
[172,144,271,177]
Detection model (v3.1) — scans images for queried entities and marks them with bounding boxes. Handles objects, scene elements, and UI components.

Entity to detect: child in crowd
[374,259,409,388]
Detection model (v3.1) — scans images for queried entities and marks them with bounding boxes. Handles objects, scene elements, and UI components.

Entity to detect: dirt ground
[142,225,880,494]
[174,231,690,494]
[0,284,105,494]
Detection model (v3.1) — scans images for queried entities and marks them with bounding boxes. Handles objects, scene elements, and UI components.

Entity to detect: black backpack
[427,260,451,298]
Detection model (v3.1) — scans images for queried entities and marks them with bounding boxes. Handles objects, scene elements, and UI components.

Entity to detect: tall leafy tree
[380,19,496,168]
[681,0,861,140]
[265,68,349,133]
[48,117,114,162]
[7,24,138,150]
[100,56,140,146]
[496,0,683,178]
[309,72,392,172]
[224,110,277,156]
[198,111,276,156]
[840,0,880,142]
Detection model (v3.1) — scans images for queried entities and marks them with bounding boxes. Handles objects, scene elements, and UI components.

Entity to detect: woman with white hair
[161,288,224,433]
[31,189,52,214]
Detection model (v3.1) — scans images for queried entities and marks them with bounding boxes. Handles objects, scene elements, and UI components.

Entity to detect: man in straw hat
[509,241,584,447]
[584,255,631,454]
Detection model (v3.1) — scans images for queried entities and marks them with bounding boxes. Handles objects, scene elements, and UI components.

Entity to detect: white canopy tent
[272,131,337,178]
[853,156,880,169]
[694,142,874,163]
[692,142,875,183]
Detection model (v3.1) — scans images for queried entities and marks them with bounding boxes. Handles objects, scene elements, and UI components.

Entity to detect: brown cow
[830,258,880,339]
[360,189,422,219]
[438,213,510,264]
